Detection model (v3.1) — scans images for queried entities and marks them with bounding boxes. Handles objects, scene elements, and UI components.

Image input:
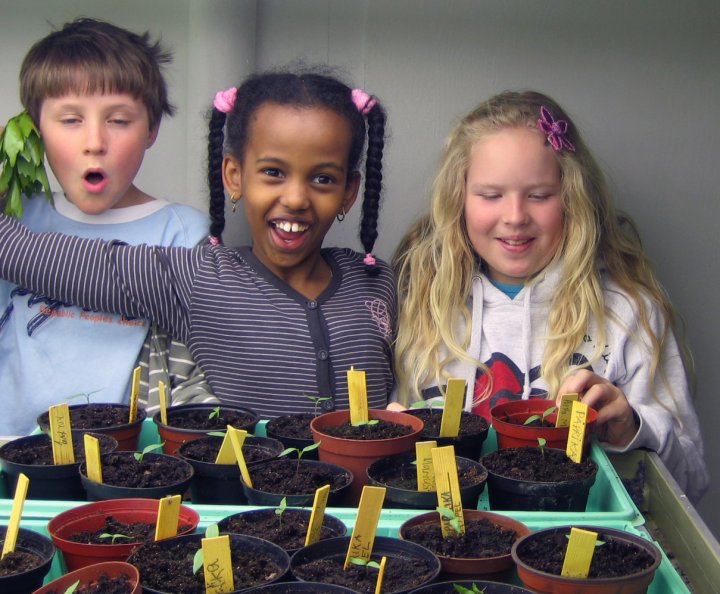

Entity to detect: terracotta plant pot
[178,434,284,504]
[79,451,194,500]
[367,451,488,510]
[47,497,200,571]
[37,403,147,451]
[481,447,598,512]
[310,409,424,505]
[152,403,259,455]
[406,408,490,460]
[490,399,597,451]
[511,525,662,594]
[0,525,55,594]
[407,580,534,593]
[0,432,117,501]
[290,535,442,594]
[399,509,531,578]
[31,561,141,594]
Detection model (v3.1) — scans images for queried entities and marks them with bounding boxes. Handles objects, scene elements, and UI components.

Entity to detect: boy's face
[39,93,158,213]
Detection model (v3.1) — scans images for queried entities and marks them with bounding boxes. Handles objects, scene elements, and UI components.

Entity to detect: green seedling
[351,419,380,427]
[66,388,103,406]
[523,405,558,426]
[304,394,331,416]
[537,437,547,457]
[133,442,164,462]
[208,406,221,420]
[436,506,463,536]
[99,532,132,544]
[350,557,381,571]
[207,431,226,437]
[275,497,288,527]
[193,524,220,574]
[453,584,486,594]
[63,580,81,594]
[279,441,321,460]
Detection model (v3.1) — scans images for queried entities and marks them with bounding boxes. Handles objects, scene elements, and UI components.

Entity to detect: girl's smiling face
[464,126,564,284]
[222,103,359,288]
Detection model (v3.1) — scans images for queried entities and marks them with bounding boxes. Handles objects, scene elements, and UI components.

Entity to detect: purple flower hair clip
[537,106,575,152]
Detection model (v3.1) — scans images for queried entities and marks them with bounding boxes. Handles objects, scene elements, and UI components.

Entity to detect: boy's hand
[556,369,639,447]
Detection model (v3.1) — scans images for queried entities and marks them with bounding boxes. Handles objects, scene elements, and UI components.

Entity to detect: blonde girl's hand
[386,402,407,412]
[556,369,639,448]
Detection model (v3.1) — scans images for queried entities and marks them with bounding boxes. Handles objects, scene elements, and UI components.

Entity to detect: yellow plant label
[439,378,465,438]
[348,366,369,425]
[227,427,251,486]
[214,425,238,464]
[566,400,589,463]
[344,485,386,570]
[128,366,141,423]
[202,535,234,594]
[155,494,181,541]
[158,380,168,426]
[561,527,598,577]
[555,393,580,428]
[305,484,331,546]
[49,403,75,465]
[1,473,29,558]
[83,434,103,484]
[432,445,465,537]
[374,555,387,594]
[415,441,437,492]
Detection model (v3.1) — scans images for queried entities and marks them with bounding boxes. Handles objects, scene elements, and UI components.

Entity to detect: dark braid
[359,103,386,275]
[207,107,227,241]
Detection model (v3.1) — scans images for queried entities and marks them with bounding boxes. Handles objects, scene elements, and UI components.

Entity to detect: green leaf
[27,133,44,166]
[3,119,23,166]
[193,549,204,574]
[205,523,219,538]
[63,580,81,594]
[16,112,37,137]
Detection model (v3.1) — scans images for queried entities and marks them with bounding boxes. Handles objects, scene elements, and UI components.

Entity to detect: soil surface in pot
[318,419,414,440]
[516,531,656,577]
[45,572,135,594]
[66,515,192,545]
[370,458,485,490]
[411,409,489,438]
[266,413,315,440]
[293,555,436,593]
[0,547,42,576]
[402,516,517,558]
[90,452,191,488]
[220,509,342,550]
[165,408,255,430]
[482,447,596,481]
[180,439,275,464]
[132,538,283,593]
[1,433,116,465]
[250,459,349,495]
[39,404,134,429]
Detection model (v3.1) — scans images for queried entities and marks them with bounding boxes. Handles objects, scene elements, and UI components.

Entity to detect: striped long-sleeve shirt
[0,214,396,418]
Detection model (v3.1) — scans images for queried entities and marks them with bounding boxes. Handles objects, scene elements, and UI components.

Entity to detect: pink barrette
[352,88,376,116]
[363,253,376,267]
[209,236,220,246]
[537,106,575,152]
[214,87,237,113]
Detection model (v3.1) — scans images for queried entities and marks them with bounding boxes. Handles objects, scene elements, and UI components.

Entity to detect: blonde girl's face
[464,126,564,285]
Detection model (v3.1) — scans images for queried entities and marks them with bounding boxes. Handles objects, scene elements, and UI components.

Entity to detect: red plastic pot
[47,497,200,571]
[310,409,424,505]
[490,399,597,451]
[31,561,141,594]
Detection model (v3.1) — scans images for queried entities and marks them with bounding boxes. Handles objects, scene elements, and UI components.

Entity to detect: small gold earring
[230,193,240,213]
[336,208,346,222]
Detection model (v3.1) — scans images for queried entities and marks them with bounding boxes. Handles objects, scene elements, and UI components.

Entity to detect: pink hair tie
[352,88,377,116]
[209,236,220,246]
[537,106,575,152]
[214,87,237,113]
[363,253,376,267]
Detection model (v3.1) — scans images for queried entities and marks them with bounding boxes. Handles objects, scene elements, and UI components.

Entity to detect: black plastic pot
[0,432,117,501]
[367,451,488,509]
[265,413,319,460]
[408,580,534,593]
[290,536,442,594]
[0,525,55,594]
[127,532,290,593]
[178,435,284,504]
[406,409,489,460]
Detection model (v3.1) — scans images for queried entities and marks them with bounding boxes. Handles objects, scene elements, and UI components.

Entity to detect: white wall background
[2,0,719,535]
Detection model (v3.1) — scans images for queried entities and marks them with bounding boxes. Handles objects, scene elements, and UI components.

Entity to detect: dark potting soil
[45,573,135,594]
[92,452,191,488]
[515,530,656,577]
[67,515,192,545]
[370,458,486,490]
[132,538,283,593]
[250,459,350,495]
[220,509,342,550]
[0,547,42,576]
[293,554,436,593]
[402,516,517,558]
[319,419,414,440]
[39,404,133,430]
[180,439,275,464]
[0,433,116,465]
[266,413,315,440]
[482,447,596,482]
[165,408,255,430]
[410,409,489,438]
